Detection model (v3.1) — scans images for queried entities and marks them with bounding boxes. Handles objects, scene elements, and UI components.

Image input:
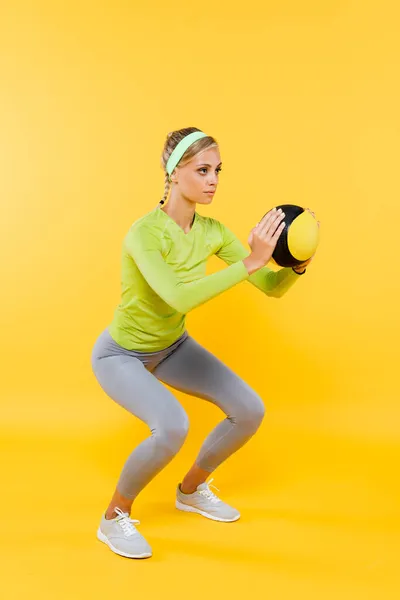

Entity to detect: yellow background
[1,0,399,598]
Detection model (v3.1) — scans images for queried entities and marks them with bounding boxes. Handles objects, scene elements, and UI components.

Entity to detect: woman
[91,127,315,559]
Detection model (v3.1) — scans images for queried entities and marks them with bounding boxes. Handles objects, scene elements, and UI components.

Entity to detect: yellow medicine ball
[269,204,320,268]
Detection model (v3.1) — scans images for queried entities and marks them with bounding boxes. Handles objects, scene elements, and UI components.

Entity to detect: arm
[125,224,249,314]
[215,221,302,298]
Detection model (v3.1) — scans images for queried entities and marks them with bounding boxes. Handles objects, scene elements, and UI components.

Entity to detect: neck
[161,191,196,233]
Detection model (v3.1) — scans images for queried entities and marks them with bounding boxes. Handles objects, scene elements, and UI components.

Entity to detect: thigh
[152,337,262,417]
[92,354,187,430]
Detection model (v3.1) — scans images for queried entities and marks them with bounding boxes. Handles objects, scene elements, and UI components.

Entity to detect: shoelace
[198,478,221,504]
[114,507,140,537]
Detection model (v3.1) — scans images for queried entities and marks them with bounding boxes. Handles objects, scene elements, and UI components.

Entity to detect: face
[171,147,222,205]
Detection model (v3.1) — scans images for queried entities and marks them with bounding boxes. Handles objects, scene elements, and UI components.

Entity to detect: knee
[235,390,266,431]
[156,414,189,455]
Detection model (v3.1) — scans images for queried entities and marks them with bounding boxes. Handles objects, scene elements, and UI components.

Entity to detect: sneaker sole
[97,528,152,559]
[175,500,240,522]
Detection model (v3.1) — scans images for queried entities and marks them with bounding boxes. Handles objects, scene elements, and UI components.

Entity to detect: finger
[270,221,286,243]
[306,207,316,218]
[262,212,286,239]
[254,209,274,232]
[259,207,285,228]
[256,208,283,233]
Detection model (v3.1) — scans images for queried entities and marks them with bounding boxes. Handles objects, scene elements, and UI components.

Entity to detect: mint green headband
[166,131,208,178]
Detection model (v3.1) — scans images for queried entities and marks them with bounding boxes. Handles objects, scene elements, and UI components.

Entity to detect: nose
[208,173,218,186]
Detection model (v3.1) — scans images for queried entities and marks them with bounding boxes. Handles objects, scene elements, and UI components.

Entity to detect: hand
[305,207,320,225]
[244,208,286,274]
[293,257,313,272]
[293,208,321,272]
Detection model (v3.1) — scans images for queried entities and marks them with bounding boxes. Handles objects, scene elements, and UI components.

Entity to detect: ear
[169,169,178,183]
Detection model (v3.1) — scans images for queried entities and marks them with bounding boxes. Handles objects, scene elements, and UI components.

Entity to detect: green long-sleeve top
[108,206,303,351]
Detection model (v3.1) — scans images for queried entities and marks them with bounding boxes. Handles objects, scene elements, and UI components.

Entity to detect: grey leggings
[91,328,265,500]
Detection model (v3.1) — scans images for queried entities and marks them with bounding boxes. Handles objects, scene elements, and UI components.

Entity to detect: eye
[198,167,223,174]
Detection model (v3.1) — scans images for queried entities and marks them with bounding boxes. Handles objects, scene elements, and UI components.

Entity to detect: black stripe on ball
[271,204,305,268]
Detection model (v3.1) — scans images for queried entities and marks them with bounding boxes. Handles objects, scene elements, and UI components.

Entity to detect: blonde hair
[159,127,218,205]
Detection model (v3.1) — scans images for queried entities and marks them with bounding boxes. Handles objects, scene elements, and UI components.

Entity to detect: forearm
[245,262,303,297]
[217,223,305,298]
[163,260,249,313]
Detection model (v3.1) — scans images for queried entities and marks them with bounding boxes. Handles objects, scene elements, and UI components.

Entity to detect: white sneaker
[176,478,240,523]
[97,507,152,559]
